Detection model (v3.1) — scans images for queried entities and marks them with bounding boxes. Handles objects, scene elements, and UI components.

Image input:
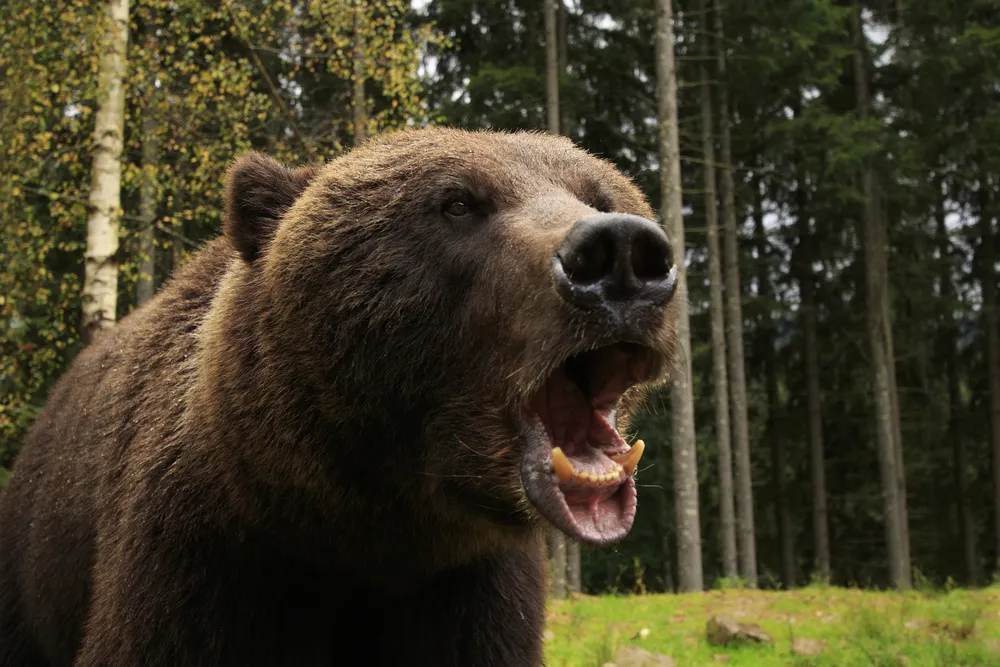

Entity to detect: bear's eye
[443,199,475,219]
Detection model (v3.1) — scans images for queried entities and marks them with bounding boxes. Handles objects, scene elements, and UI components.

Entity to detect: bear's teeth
[609,439,645,476]
[551,447,574,482]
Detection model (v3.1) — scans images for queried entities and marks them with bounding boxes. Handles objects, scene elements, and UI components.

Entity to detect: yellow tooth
[552,447,574,483]
[578,471,593,483]
[610,439,645,476]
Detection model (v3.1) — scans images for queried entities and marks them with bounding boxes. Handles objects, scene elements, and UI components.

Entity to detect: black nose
[552,213,676,309]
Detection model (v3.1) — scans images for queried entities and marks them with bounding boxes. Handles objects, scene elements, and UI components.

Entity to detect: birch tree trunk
[656,0,703,592]
[136,114,157,307]
[82,0,130,344]
[698,0,737,579]
[851,3,910,589]
[352,0,366,146]
[713,0,756,587]
[795,158,830,582]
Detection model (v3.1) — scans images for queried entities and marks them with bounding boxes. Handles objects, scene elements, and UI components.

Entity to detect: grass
[544,583,1000,666]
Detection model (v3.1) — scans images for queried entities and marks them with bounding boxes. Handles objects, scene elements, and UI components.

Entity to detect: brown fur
[0,128,675,667]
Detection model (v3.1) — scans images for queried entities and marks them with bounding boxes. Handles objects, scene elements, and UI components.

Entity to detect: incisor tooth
[609,439,645,476]
[552,447,574,483]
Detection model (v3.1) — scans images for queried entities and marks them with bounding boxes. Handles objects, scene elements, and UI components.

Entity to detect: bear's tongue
[520,359,645,545]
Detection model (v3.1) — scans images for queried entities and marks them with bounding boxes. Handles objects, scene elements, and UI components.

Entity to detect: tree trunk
[557,0,570,136]
[544,0,574,597]
[795,154,830,583]
[136,114,157,307]
[545,0,559,134]
[939,179,977,585]
[567,539,581,594]
[713,0,756,587]
[352,0,366,146]
[698,0,737,581]
[978,182,1000,574]
[851,2,910,589]
[753,178,794,588]
[659,485,675,592]
[656,0,703,593]
[883,183,911,573]
[82,0,130,344]
[549,531,567,599]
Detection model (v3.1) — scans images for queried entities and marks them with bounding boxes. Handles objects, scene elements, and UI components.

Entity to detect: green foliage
[0,0,443,456]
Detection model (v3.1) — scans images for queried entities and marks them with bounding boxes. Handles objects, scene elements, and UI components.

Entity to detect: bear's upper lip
[518,341,657,545]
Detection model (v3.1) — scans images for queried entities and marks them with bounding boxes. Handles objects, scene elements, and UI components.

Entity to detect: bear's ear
[223,152,321,262]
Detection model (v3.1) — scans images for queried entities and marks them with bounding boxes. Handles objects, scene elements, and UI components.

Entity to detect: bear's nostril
[553,213,675,309]
[563,237,611,285]
[631,230,671,281]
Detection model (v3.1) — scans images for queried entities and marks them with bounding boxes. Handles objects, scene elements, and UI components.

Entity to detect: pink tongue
[536,371,620,456]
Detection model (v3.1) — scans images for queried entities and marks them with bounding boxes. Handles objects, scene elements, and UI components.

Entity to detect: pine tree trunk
[549,531,567,599]
[698,0,736,580]
[567,540,581,594]
[136,114,157,307]
[713,0,756,587]
[659,488,675,592]
[977,183,1000,574]
[795,158,830,583]
[545,0,559,135]
[557,0,570,136]
[851,3,910,589]
[939,180,977,585]
[352,0,366,146]
[656,0,703,593]
[883,182,911,572]
[544,0,573,598]
[754,179,794,588]
[82,0,130,344]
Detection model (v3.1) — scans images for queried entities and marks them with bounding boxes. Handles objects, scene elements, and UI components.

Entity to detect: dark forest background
[2,0,999,595]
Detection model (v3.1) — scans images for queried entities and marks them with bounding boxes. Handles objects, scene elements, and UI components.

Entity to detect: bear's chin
[518,341,657,546]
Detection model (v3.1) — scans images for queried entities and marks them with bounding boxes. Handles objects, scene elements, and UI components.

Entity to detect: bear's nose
[552,213,677,309]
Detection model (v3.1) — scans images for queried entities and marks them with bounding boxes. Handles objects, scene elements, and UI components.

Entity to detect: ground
[544,585,1000,666]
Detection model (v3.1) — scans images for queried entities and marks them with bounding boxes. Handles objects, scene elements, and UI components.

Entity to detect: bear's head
[221,128,678,549]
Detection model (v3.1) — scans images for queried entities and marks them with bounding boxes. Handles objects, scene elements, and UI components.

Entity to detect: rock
[790,638,827,656]
[612,645,678,667]
[706,615,774,646]
[712,654,730,662]
[543,630,555,642]
[630,627,651,640]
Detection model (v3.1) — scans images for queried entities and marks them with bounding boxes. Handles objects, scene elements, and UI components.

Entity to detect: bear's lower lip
[518,342,652,545]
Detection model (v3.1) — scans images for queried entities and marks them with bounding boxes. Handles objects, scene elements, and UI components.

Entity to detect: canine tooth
[609,439,645,476]
[552,447,574,483]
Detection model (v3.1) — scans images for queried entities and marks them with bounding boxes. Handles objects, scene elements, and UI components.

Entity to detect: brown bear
[0,128,678,667]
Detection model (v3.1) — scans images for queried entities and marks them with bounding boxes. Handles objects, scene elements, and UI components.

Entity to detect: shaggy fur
[0,128,676,667]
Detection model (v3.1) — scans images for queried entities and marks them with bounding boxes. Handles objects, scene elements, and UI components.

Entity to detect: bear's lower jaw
[517,342,653,545]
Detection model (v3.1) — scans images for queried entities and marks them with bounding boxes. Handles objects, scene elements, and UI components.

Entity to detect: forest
[2,0,1000,627]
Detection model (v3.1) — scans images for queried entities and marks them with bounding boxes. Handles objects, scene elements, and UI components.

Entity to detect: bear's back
[0,237,236,665]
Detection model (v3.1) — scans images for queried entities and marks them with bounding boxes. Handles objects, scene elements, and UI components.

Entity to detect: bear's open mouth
[520,341,655,545]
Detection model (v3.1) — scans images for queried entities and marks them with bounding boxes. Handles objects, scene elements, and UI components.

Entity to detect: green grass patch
[544,585,1000,666]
